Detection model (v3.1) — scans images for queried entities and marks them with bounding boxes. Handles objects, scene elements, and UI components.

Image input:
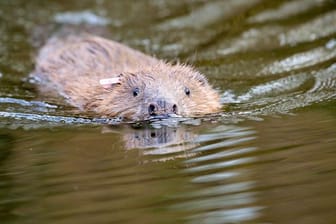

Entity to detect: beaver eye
[132,87,140,97]
[184,87,191,96]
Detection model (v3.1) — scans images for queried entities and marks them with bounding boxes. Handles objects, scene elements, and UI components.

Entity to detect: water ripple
[217,10,336,55]
[54,11,114,26]
[188,147,257,164]
[249,0,327,23]
[158,0,260,29]
[280,10,336,45]
[261,41,336,74]
[188,207,263,224]
[176,125,259,223]
[0,97,57,109]
[309,63,336,93]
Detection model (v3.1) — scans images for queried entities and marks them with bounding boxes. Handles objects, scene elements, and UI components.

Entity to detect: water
[0,1,336,223]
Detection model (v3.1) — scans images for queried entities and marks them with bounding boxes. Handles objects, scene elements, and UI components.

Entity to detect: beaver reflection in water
[33,35,221,121]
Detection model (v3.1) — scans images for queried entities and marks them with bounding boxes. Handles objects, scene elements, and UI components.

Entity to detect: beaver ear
[194,73,209,86]
[99,77,121,89]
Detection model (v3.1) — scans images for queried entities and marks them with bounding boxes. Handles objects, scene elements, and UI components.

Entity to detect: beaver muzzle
[148,99,178,117]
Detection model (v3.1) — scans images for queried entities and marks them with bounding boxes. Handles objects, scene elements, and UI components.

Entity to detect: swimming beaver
[33,35,221,120]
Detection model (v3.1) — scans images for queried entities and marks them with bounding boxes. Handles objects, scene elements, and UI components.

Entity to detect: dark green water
[0,1,336,223]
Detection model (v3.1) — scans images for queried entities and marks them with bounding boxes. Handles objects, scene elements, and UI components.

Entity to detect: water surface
[0,1,336,223]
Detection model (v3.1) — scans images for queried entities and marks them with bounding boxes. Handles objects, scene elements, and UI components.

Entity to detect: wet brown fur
[33,35,221,120]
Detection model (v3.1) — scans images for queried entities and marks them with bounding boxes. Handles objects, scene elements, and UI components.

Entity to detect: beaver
[33,35,221,121]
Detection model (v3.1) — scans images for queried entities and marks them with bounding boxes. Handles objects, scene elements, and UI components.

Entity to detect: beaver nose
[148,104,157,116]
[148,100,178,116]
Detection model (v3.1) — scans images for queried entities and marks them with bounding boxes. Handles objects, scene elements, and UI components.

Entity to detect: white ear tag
[99,77,121,89]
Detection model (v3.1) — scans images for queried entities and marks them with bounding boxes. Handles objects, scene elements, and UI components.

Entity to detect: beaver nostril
[172,104,178,114]
[148,104,156,115]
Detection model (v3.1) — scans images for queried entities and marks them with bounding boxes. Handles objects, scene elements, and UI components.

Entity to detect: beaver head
[89,63,221,121]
